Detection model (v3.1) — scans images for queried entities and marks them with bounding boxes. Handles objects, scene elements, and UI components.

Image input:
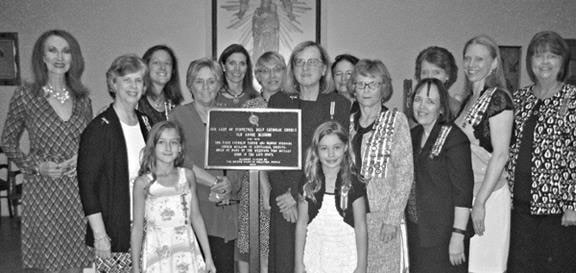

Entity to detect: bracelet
[452,227,467,235]
[94,234,111,242]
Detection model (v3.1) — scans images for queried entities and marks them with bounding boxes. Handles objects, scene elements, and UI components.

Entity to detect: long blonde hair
[462,35,508,97]
[303,121,358,202]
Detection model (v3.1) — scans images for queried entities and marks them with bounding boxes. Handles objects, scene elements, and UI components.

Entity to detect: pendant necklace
[43,84,70,104]
[225,87,245,104]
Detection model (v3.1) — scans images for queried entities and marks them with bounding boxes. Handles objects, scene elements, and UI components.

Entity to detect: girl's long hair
[138,121,185,181]
[303,121,358,202]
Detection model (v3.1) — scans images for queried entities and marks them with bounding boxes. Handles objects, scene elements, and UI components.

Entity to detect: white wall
[0,0,575,126]
[0,1,574,213]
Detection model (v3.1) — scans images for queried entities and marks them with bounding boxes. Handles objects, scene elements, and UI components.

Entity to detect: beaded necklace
[224,87,245,104]
[43,84,70,104]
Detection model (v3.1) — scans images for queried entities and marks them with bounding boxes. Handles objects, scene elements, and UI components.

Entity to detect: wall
[0,0,574,214]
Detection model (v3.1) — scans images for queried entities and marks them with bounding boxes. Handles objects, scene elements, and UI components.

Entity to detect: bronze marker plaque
[205,108,301,170]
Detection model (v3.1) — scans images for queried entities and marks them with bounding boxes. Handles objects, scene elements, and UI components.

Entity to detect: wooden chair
[0,148,22,218]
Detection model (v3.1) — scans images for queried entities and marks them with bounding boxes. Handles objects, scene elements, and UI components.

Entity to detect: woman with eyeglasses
[349,59,413,273]
[266,41,350,273]
[236,51,287,273]
[169,58,242,273]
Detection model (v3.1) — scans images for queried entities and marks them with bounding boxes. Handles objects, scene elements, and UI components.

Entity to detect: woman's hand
[449,233,466,266]
[276,190,296,212]
[60,155,78,177]
[94,233,111,259]
[37,161,65,179]
[562,209,576,226]
[282,205,298,223]
[210,176,231,196]
[379,223,397,242]
[205,257,216,273]
[471,203,486,235]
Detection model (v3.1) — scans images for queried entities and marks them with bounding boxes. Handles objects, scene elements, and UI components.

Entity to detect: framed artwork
[0,33,20,86]
[564,38,575,85]
[212,0,321,62]
[499,45,521,91]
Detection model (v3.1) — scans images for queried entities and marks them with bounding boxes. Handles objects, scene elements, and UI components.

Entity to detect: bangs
[531,39,566,57]
[117,62,145,77]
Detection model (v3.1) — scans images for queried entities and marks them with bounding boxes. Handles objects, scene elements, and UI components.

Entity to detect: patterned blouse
[507,84,576,215]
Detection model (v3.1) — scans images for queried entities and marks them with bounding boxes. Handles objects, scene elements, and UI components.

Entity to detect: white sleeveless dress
[303,193,357,273]
[142,168,206,273]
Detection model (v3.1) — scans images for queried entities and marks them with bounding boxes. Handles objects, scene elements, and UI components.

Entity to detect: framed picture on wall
[499,45,521,92]
[212,0,321,62]
[564,38,575,85]
[0,32,20,86]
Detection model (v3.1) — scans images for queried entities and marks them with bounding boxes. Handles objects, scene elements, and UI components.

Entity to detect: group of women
[0,27,574,273]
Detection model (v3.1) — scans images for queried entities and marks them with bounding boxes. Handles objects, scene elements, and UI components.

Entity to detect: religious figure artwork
[212,0,320,61]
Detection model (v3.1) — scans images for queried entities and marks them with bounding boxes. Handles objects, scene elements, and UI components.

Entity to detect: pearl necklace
[43,84,70,104]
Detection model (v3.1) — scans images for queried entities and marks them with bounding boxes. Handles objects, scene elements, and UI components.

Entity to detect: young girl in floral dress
[295,120,368,273]
[131,121,216,273]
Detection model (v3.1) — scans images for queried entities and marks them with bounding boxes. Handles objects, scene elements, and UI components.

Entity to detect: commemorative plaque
[205,108,301,170]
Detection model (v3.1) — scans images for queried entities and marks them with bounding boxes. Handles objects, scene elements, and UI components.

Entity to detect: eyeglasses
[294,58,323,67]
[256,66,285,74]
[354,81,382,90]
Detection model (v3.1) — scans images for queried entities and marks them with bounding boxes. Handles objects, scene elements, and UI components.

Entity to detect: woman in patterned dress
[507,31,575,273]
[349,59,413,273]
[0,29,92,273]
[237,51,286,273]
[137,45,184,125]
[454,35,513,273]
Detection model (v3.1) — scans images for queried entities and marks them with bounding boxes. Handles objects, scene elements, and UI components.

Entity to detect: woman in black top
[407,78,474,272]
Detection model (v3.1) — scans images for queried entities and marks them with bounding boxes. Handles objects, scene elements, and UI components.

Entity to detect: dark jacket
[300,171,366,227]
[409,122,474,247]
[77,105,150,252]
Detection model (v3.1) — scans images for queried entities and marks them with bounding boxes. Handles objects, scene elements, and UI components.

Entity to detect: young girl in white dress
[131,121,216,273]
[295,120,368,273]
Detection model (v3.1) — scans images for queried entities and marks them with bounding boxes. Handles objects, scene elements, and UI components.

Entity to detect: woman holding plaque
[237,51,287,273]
[267,41,350,273]
[169,57,242,273]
